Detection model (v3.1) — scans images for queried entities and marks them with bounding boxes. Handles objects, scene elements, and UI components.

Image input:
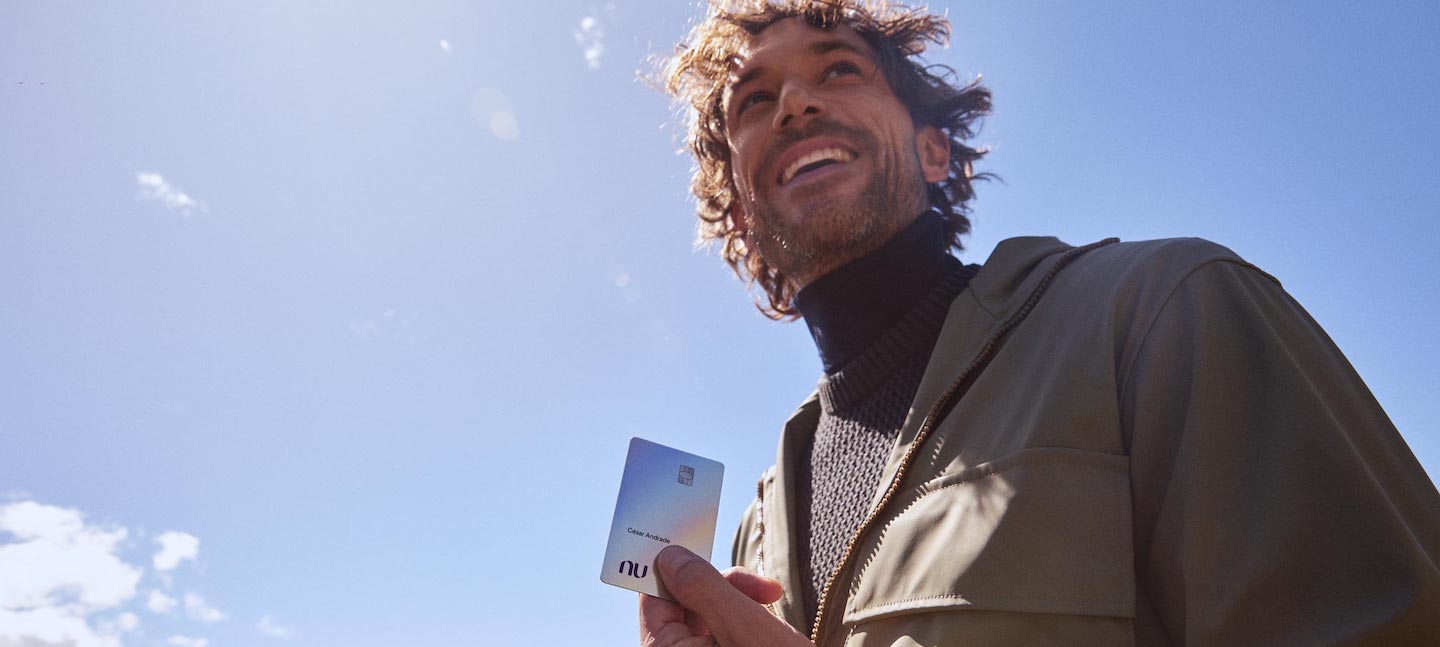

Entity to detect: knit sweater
[792,214,978,628]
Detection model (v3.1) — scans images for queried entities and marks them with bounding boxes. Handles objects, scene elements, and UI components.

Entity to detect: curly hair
[664,0,993,319]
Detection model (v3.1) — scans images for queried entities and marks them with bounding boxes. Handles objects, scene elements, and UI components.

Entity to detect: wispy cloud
[348,308,428,346]
[147,590,178,614]
[573,15,605,68]
[167,636,209,647]
[111,613,140,633]
[439,39,451,53]
[2,489,35,502]
[257,614,297,639]
[153,531,199,571]
[0,500,141,647]
[136,172,205,216]
[183,593,225,623]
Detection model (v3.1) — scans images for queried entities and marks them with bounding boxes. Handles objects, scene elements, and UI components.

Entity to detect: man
[640,2,1440,646]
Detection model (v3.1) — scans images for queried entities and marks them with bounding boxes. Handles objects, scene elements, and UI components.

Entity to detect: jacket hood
[966,236,1077,319]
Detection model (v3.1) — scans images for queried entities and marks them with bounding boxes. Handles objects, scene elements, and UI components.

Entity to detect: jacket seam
[965,284,996,320]
[915,452,1129,494]
[1116,256,1276,408]
[847,592,1134,624]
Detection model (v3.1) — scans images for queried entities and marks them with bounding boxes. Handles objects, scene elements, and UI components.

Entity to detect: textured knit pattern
[796,260,976,628]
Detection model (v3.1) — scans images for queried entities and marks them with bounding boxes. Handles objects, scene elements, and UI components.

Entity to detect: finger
[652,622,706,647]
[720,566,784,605]
[688,568,782,635]
[640,592,686,628]
[686,569,782,636]
[685,607,710,636]
[640,593,690,646]
[655,545,809,644]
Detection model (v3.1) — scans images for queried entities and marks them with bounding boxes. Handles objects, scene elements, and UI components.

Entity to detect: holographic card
[600,437,724,600]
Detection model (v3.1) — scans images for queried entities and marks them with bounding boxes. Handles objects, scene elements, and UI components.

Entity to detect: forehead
[725,17,876,88]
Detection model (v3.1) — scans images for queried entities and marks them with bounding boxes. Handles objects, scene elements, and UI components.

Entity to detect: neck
[794,212,951,373]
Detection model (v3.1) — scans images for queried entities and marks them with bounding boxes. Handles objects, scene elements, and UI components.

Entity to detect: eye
[823,61,861,81]
[736,91,772,116]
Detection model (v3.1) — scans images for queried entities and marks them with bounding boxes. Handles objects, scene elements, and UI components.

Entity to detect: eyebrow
[728,38,872,102]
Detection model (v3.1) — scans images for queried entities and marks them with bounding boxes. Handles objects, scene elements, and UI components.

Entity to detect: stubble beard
[742,136,925,287]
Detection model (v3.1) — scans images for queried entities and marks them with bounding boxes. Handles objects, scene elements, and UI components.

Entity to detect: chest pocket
[840,447,1136,645]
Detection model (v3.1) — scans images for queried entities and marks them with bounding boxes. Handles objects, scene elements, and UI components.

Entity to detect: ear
[729,203,748,233]
[915,125,950,184]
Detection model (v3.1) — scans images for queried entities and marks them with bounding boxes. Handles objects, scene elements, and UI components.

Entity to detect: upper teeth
[781,147,855,185]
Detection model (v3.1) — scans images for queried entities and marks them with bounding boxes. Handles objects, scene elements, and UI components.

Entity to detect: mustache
[759,119,875,176]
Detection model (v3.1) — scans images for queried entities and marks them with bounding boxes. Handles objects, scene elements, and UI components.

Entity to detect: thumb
[654,546,776,632]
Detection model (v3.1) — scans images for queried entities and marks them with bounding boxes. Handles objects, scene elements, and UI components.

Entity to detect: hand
[639,545,816,647]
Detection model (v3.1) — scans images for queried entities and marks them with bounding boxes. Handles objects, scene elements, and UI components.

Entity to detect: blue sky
[2,1,1437,645]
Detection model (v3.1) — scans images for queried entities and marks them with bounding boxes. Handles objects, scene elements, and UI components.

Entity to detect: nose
[773,78,823,131]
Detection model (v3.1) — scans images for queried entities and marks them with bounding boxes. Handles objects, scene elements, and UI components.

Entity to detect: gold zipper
[805,239,1116,645]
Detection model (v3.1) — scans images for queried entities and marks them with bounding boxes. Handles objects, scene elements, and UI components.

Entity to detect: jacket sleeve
[1121,258,1440,645]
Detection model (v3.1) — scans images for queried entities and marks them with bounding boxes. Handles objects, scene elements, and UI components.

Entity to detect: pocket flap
[844,447,1135,624]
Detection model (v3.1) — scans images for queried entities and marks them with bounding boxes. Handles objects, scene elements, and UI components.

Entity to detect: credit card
[600,437,724,600]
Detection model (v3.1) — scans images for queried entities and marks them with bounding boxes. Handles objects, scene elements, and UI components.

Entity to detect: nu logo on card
[618,560,649,579]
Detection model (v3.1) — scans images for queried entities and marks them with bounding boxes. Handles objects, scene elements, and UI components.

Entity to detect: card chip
[678,465,694,486]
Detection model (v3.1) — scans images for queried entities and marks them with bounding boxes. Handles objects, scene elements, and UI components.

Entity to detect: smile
[776,145,858,186]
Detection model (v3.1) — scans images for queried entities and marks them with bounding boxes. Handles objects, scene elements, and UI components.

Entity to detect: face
[722,17,948,287]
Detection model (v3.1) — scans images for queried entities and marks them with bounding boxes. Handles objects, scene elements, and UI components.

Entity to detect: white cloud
[153,531,199,571]
[0,501,142,647]
[94,611,141,637]
[136,172,206,215]
[439,39,451,53]
[184,592,225,623]
[0,501,227,647]
[257,614,297,639]
[573,15,605,68]
[167,636,209,647]
[147,590,178,614]
[0,607,121,647]
[115,612,140,632]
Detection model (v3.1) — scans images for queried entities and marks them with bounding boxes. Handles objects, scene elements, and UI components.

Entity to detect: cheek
[872,98,919,151]
[729,157,753,195]
[728,140,763,196]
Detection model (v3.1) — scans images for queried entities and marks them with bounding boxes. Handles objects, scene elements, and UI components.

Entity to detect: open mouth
[778,147,857,186]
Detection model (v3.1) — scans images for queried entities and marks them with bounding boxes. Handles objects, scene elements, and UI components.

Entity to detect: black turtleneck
[794,211,954,374]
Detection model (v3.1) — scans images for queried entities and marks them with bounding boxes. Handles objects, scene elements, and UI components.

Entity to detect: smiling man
[642,2,1440,647]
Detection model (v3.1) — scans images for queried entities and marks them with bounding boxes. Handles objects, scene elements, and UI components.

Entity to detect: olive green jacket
[731,236,1440,646]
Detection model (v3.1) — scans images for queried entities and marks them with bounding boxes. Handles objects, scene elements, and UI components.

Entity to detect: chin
[778,203,889,261]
